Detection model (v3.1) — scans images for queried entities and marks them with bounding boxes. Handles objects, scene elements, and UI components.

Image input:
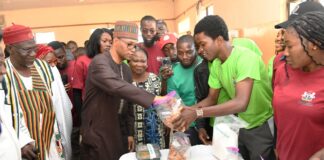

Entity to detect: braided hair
[289,11,324,66]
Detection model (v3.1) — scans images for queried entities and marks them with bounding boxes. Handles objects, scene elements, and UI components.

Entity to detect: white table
[119,145,218,160]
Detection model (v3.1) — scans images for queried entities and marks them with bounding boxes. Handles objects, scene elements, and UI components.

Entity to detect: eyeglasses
[141,29,156,34]
[11,45,37,56]
[119,38,138,50]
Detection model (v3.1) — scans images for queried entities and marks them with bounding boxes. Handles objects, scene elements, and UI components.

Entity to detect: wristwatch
[196,108,204,118]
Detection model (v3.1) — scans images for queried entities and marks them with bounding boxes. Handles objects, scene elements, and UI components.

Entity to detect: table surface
[119,145,219,160]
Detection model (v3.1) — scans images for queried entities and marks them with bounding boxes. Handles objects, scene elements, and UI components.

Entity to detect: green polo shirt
[208,46,273,129]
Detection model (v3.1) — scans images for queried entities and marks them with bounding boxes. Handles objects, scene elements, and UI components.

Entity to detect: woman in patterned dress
[129,47,165,149]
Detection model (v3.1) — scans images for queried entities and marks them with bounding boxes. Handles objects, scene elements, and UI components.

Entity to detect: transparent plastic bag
[214,115,249,134]
[153,91,185,131]
[222,147,244,160]
[168,132,191,160]
[212,115,248,160]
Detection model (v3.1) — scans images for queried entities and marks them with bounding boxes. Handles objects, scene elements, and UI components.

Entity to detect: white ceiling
[0,0,162,11]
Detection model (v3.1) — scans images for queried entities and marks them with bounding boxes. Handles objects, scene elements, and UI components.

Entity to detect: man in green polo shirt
[195,37,265,144]
[173,15,275,159]
[167,35,202,145]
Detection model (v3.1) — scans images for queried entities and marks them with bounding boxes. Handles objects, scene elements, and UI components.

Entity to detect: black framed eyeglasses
[119,38,138,50]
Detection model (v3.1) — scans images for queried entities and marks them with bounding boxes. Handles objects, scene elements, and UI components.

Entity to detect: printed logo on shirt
[300,91,316,106]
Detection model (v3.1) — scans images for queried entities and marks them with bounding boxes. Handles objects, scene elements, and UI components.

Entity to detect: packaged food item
[168,132,191,160]
[153,91,185,131]
[212,115,247,160]
[136,143,161,160]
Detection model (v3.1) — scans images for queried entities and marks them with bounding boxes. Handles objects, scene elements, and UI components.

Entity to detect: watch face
[196,109,203,118]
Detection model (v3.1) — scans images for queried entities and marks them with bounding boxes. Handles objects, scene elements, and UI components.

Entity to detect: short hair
[135,46,148,58]
[67,40,77,46]
[60,42,67,47]
[86,28,113,58]
[76,47,87,55]
[177,35,195,47]
[157,19,168,27]
[194,15,229,41]
[140,15,157,28]
[84,40,89,47]
[127,46,148,63]
[48,41,64,50]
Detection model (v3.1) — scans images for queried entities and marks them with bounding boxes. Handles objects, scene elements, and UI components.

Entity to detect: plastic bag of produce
[153,91,185,131]
[168,132,191,160]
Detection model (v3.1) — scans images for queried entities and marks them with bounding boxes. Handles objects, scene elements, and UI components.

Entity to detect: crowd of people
[0,1,324,160]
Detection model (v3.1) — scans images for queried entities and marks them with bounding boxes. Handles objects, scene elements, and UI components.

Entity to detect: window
[137,32,143,43]
[136,22,143,43]
[289,2,299,14]
[197,5,214,22]
[35,32,55,44]
[178,17,190,35]
[207,5,214,15]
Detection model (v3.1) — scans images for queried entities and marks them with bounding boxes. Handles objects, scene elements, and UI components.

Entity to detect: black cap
[275,1,324,29]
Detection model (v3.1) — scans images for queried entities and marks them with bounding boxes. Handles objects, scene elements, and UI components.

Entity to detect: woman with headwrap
[36,44,57,67]
[273,11,324,160]
[36,44,73,160]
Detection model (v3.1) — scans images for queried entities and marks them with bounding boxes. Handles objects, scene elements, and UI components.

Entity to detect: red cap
[36,44,54,59]
[3,23,34,45]
[157,33,177,50]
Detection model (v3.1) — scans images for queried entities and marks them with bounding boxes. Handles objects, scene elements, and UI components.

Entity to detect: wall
[213,0,287,63]
[174,0,288,64]
[174,0,214,35]
[1,0,289,64]
[0,0,175,46]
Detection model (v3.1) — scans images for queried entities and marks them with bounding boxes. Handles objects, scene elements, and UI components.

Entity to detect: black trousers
[185,127,201,146]
[238,119,275,160]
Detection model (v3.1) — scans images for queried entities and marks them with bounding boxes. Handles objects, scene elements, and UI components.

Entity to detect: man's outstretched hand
[171,107,197,132]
